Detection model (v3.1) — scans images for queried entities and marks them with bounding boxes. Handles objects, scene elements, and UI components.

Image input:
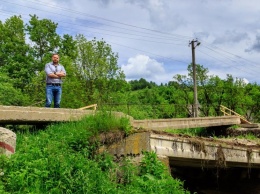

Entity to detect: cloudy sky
[1,0,260,84]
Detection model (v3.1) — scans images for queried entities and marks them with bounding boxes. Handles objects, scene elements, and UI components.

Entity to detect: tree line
[1,15,260,122]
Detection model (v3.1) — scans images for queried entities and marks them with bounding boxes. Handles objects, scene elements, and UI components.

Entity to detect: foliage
[139,151,166,179]
[124,151,190,194]
[26,14,61,67]
[0,15,34,90]
[237,133,258,140]
[0,72,30,106]
[166,127,207,136]
[75,34,126,104]
[129,78,157,90]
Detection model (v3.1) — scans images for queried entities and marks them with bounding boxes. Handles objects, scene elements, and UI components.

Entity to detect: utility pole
[189,39,200,117]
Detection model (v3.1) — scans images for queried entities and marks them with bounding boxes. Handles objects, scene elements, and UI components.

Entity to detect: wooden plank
[78,104,97,110]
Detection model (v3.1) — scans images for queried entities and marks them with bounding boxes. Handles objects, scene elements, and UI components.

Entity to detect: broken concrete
[0,127,16,156]
[101,131,260,169]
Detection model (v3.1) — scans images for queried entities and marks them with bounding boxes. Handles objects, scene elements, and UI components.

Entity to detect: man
[44,53,66,108]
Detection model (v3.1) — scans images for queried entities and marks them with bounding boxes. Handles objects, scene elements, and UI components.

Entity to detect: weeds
[237,133,258,140]
[166,127,207,136]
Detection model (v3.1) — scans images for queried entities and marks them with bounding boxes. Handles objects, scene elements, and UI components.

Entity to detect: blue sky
[1,0,260,84]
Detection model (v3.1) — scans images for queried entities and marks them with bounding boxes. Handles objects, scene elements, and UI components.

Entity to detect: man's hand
[56,71,66,77]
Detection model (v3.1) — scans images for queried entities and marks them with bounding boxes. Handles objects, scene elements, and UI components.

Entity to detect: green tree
[173,74,193,117]
[222,74,246,113]
[129,78,157,90]
[26,14,61,69]
[244,83,260,122]
[0,72,30,105]
[187,64,225,116]
[0,15,34,90]
[204,75,225,116]
[75,34,125,104]
[60,34,78,61]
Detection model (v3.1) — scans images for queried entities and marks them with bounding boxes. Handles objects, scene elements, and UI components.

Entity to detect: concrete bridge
[1,105,259,193]
[0,105,242,156]
[1,105,254,168]
[1,105,257,166]
[0,105,241,129]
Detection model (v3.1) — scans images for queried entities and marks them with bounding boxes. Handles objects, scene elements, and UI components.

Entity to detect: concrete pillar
[0,127,16,156]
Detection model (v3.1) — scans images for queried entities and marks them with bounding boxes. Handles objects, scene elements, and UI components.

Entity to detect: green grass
[0,112,190,194]
[237,133,259,141]
[166,127,207,136]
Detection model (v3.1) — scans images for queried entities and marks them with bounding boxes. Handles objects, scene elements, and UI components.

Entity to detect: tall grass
[0,112,189,194]
[166,127,207,137]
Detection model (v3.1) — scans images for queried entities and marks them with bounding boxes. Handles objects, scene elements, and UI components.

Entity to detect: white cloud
[121,54,171,83]
[243,78,249,84]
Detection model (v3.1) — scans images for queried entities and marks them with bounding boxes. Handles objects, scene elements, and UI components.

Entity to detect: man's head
[52,53,59,64]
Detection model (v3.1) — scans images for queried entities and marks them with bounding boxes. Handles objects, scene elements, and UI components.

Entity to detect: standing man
[45,53,66,108]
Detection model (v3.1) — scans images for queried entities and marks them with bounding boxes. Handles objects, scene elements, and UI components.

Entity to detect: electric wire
[107,41,190,64]
[199,42,260,75]
[0,0,192,41]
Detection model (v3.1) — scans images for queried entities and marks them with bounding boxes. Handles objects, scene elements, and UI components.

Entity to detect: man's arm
[48,73,61,78]
[56,65,66,77]
[45,64,66,78]
[55,71,66,77]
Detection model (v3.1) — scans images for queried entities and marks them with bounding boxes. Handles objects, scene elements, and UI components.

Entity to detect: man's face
[52,55,59,63]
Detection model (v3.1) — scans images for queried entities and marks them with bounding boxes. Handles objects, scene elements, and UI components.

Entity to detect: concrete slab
[0,106,132,124]
[0,105,95,124]
[132,116,241,130]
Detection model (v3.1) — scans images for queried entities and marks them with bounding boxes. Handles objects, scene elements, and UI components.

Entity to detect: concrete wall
[101,132,260,169]
[99,132,151,156]
[150,133,260,168]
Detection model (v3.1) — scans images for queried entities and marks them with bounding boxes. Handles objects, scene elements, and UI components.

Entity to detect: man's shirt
[45,62,66,84]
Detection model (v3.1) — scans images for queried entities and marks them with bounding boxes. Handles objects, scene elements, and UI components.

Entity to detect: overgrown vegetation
[0,113,190,194]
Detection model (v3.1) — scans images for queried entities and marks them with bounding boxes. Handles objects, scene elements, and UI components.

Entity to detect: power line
[0,6,190,44]
[0,0,192,41]
[0,9,188,46]
[201,41,260,68]
[107,41,189,64]
[198,44,260,75]
[197,49,259,77]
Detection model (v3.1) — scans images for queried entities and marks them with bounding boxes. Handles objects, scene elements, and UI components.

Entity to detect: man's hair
[52,53,59,57]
